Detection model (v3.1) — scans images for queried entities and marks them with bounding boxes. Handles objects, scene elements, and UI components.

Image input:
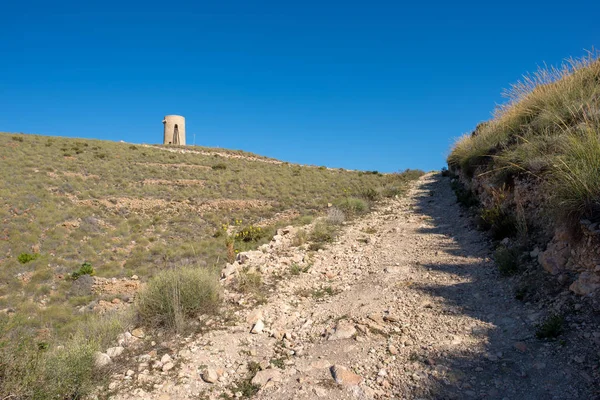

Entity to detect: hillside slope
[0,132,421,398]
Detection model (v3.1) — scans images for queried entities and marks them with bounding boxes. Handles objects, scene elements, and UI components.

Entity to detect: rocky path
[108,174,597,400]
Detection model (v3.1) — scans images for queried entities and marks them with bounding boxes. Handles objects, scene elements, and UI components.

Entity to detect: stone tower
[163,115,186,145]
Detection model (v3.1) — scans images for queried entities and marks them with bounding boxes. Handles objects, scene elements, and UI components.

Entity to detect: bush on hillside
[18,252,39,264]
[136,266,221,332]
[71,262,95,280]
[309,221,337,245]
[337,197,368,215]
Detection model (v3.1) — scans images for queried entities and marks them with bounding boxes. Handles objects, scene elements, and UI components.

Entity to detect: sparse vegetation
[337,196,368,215]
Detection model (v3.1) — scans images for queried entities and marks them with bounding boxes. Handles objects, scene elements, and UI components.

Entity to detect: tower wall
[163,115,186,145]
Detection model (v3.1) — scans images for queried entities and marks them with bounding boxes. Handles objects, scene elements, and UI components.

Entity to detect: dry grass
[447,51,600,229]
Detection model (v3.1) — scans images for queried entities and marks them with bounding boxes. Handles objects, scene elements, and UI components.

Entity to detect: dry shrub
[326,207,345,225]
[136,266,221,332]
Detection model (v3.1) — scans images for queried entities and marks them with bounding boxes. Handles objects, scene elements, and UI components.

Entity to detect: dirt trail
[109,174,597,400]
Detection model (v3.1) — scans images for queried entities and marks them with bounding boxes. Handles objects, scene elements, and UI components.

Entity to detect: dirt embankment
[452,168,600,296]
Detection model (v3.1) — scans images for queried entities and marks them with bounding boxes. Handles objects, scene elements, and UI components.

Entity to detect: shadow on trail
[400,175,595,400]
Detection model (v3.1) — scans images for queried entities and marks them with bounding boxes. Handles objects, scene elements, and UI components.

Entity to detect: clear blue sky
[1,1,598,172]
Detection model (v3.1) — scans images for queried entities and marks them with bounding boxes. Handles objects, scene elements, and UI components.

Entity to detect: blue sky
[1,1,598,171]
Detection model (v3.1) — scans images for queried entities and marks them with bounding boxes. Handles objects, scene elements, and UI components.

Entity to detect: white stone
[251,369,283,387]
[251,320,265,334]
[106,346,124,358]
[201,368,218,383]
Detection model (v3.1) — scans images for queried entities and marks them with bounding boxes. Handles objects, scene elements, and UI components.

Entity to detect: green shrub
[289,263,309,276]
[292,215,313,226]
[480,207,518,239]
[291,229,308,247]
[71,262,95,280]
[536,314,564,339]
[18,253,39,264]
[212,163,227,170]
[136,266,221,332]
[360,187,380,201]
[494,246,520,276]
[0,312,128,400]
[235,225,266,242]
[309,221,337,244]
[337,197,368,215]
[35,340,98,399]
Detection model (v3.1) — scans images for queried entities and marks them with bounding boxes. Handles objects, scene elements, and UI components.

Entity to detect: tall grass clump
[550,126,600,225]
[136,266,221,332]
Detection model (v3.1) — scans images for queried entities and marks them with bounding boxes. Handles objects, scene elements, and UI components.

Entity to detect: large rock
[538,228,572,275]
[251,320,265,334]
[328,321,356,340]
[94,352,111,368]
[538,244,569,275]
[131,328,145,339]
[221,262,239,279]
[251,368,283,387]
[201,368,218,383]
[246,309,263,325]
[570,272,600,295]
[330,365,363,386]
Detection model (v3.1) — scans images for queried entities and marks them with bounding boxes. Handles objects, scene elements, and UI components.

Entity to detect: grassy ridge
[447,52,600,228]
[0,131,422,399]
